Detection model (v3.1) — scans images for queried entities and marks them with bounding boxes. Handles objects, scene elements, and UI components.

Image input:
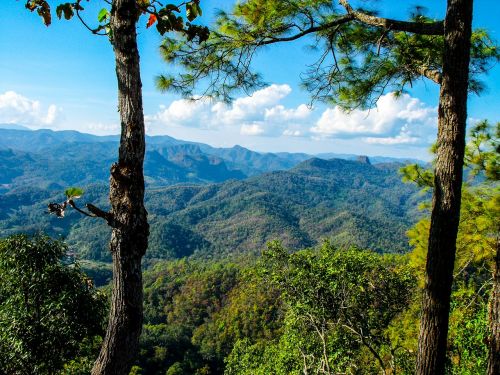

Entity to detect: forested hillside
[0,128,425,263]
[0,156,423,263]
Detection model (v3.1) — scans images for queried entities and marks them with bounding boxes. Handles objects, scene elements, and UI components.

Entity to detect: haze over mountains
[0,126,422,187]
[0,126,425,262]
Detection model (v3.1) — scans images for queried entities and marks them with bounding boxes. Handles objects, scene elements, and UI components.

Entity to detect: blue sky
[0,0,499,159]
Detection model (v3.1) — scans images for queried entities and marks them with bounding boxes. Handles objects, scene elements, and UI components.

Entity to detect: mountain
[0,128,426,263]
[198,144,312,176]
[0,128,426,186]
[317,152,424,165]
[0,156,424,262]
[0,129,248,190]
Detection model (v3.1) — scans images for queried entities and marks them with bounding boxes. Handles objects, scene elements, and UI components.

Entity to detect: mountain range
[0,127,423,189]
[0,127,425,263]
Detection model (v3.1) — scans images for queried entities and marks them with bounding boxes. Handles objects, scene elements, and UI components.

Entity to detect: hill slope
[0,157,423,262]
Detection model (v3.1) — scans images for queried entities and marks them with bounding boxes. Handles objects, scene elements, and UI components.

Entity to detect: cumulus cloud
[147,87,437,146]
[364,128,419,145]
[147,84,313,137]
[0,91,62,127]
[147,98,213,129]
[311,93,437,145]
[240,123,265,136]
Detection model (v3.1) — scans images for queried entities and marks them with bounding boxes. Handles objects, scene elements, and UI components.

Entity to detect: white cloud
[240,123,265,136]
[283,129,304,137]
[264,103,311,121]
[364,128,419,145]
[148,84,313,137]
[147,88,437,146]
[214,84,292,124]
[0,91,62,127]
[311,93,437,145]
[151,98,212,128]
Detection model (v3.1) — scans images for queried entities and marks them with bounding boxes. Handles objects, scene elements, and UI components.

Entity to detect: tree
[402,120,500,374]
[466,120,500,375]
[23,1,208,373]
[158,1,498,373]
[224,241,416,374]
[0,234,106,374]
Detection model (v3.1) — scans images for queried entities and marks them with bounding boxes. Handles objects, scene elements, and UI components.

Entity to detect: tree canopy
[0,234,106,375]
[158,0,498,105]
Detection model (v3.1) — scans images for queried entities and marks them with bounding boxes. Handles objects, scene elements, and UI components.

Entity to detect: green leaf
[65,187,84,199]
[186,3,197,22]
[194,3,202,17]
[97,8,109,23]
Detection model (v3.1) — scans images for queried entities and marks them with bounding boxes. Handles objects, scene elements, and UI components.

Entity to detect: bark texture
[487,240,500,375]
[415,1,473,374]
[91,0,149,374]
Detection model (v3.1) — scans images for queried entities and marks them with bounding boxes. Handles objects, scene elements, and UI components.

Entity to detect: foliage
[1,147,424,262]
[158,0,498,105]
[24,0,209,42]
[65,187,84,199]
[136,243,418,374]
[138,258,244,374]
[0,234,106,375]
[191,263,283,367]
[465,121,500,181]
[447,280,490,374]
[225,241,416,374]
[402,121,499,282]
[400,120,499,371]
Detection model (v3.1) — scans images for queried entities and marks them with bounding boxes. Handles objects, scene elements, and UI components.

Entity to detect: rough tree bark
[487,238,500,375]
[91,0,149,373]
[415,1,473,374]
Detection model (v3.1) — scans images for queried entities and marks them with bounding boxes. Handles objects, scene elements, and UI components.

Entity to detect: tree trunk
[487,238,500,375]
[91,0,149,374]
[415,1,472,374]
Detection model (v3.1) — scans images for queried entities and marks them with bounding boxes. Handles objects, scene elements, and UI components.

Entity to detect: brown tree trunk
[487,238,500,375]
[415,1,472,374]
[91,0,149,374]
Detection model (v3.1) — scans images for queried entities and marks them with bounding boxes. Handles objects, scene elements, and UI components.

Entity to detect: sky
[0,0,499,160]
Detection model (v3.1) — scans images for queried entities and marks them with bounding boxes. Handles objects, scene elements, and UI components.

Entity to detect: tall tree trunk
[416,1,472,374]
[91,0,149,374]
[487,238,500,375]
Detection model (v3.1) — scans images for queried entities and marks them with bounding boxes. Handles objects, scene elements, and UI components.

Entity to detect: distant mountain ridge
[0,128,424,191]
[0,127,425,261]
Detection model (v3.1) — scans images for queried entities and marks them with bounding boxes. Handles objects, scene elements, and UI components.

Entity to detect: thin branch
[86,203,115,224]
[67,200,115,225]
[67,200,94,217]
[341,323,387,375]
[377,27,391,55]
[257,15,354,46]
[74,6,107,36]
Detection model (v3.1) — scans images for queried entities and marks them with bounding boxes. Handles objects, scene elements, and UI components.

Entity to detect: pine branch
[257,15,354,45]
[339,0,444,35]
[415,66,442,84]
